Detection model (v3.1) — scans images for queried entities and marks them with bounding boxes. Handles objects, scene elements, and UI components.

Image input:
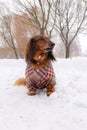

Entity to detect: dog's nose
[51,42,55,47]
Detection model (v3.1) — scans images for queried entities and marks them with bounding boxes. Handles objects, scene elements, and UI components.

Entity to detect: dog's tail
[14,78,26,86]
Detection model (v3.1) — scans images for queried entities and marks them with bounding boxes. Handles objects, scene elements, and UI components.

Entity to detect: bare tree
[0,8,19,59]
[53,0,87,58]
[14,0,56,38]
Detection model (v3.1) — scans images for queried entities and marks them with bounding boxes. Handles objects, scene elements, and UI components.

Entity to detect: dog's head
[25,35,56,63]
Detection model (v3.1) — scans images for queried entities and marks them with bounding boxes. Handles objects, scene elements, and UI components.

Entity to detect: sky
[0,0,13,11]
[1,0,13,5]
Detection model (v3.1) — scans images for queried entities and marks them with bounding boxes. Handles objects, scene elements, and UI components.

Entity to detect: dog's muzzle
[44,42,55,52]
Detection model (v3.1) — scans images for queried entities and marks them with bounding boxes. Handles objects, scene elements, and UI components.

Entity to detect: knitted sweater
[25,62,56,91]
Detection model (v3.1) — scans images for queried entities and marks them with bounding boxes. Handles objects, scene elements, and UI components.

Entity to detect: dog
[14,35,56,96]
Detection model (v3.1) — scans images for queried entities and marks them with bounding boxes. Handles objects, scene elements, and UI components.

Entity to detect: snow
[0,57,87,130]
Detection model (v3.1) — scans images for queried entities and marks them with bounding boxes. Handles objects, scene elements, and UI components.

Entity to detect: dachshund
[14,35,56,96]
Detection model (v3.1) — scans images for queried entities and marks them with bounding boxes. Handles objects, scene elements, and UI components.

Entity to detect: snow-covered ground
[0,57,87,130]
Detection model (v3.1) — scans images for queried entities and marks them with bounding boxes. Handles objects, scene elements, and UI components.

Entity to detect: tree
[0,7,19,59]
[53,0,87,58]
[14,0,56,38]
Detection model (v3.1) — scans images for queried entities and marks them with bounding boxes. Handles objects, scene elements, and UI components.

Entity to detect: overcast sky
[1,0,13,8]
[1,0,12,3]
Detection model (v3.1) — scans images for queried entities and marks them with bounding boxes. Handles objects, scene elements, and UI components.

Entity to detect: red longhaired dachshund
[14,35,56,96]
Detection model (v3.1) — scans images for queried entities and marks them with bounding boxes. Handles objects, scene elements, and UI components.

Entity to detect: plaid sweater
[25,62,56,91]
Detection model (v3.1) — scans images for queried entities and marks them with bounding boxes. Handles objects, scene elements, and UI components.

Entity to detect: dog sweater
[25,62,56,91]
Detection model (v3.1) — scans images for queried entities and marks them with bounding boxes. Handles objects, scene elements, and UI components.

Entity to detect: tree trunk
[40,27,45,35]
[13,48,19,59]
[65,46,70,58]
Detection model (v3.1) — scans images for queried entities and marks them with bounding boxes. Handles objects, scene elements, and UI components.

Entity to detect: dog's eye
[39,38,44,43]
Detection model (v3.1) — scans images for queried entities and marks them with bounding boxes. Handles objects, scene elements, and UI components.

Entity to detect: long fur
[27,38,35,61]
[48,51,56,61]
[25,38,35,62]
[14,78,26,86]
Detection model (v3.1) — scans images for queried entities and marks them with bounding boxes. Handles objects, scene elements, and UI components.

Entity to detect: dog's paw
[27,90,36,96]
[49,92,58,98]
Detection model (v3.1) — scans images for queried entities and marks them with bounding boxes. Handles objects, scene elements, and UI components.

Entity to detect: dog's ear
[24,38,35,62]
[48,52,56,61]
